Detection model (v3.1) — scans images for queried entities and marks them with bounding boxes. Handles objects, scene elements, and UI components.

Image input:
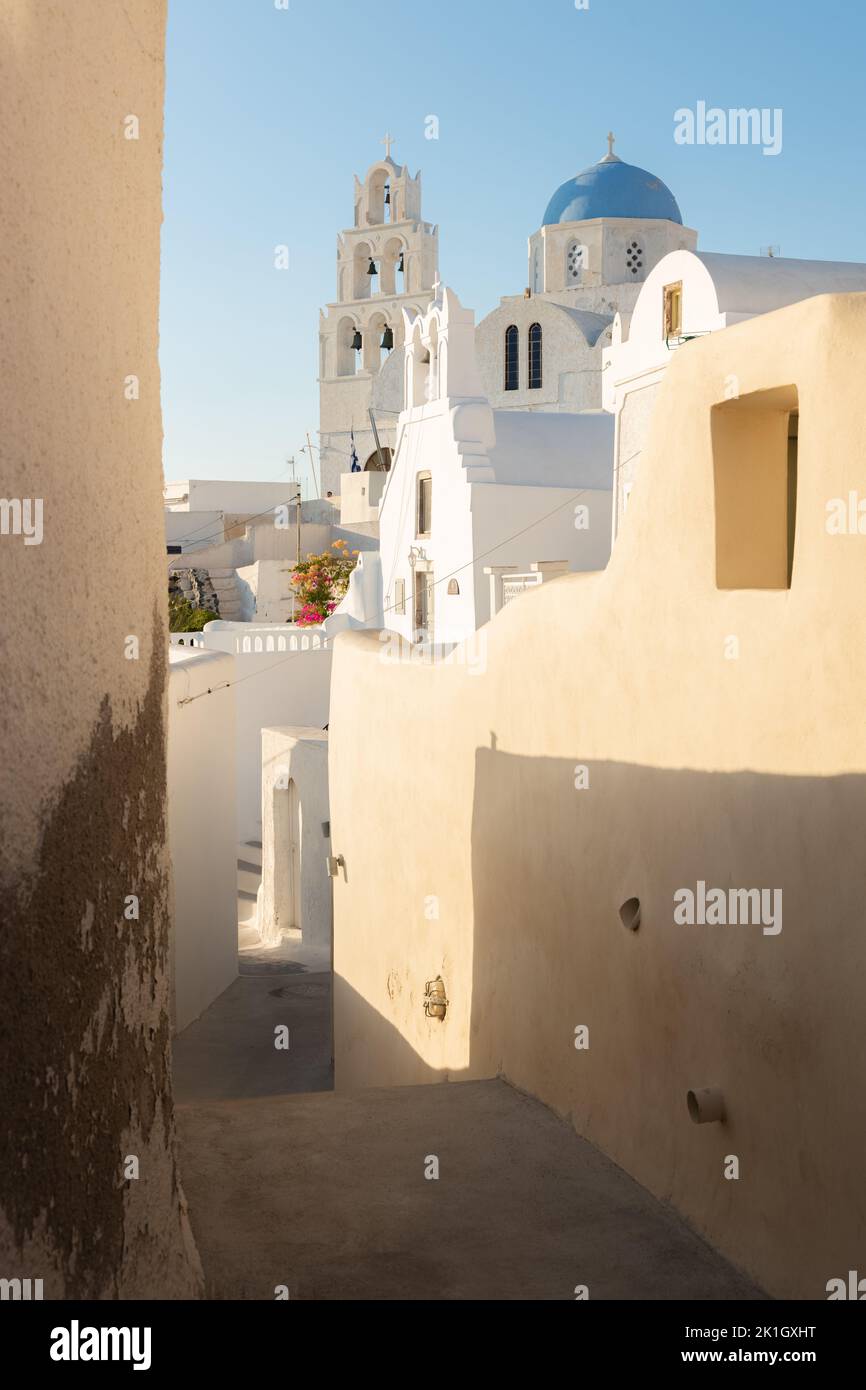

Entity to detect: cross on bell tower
[381,132,395,160]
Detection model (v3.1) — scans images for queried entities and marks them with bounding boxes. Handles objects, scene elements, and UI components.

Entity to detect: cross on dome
[600,130,622,165]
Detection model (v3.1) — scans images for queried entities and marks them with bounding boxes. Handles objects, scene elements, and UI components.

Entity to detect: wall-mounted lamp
[424,976,448,1020]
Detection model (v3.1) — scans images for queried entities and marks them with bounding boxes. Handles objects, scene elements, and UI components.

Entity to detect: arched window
[528,322,542,390]
[504,325,519,392]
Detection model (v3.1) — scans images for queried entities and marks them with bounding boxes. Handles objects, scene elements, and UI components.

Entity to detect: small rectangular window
[417,472,432,536]
[394,578,406,615]
[663,282,683,340]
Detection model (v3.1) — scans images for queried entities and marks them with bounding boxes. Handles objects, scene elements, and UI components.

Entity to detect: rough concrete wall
[0,1,202,1297]
[329,293,866,1298]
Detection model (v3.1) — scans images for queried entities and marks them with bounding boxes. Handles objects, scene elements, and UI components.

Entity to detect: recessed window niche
[711,386,799,589]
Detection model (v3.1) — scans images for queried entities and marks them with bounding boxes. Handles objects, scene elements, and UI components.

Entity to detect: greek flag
[350,431,361,473]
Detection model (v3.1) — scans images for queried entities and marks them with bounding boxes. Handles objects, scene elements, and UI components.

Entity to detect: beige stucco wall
[329,292,866,1299]
[0,1,202,1296]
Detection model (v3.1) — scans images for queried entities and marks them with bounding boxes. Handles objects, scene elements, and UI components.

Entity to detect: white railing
[170,623,329,655]
[484,562,570,618]
[234,630,328,654]
[202,621,329,655]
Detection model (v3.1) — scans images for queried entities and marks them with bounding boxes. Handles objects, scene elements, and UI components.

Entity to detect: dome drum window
[626,240,644,275]
[566,242,586,283]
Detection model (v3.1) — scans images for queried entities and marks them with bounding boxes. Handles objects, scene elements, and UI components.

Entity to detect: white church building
[328,285,613,649]
[319,134,866,643]
[317,136,697,502]
[475,135,698,414]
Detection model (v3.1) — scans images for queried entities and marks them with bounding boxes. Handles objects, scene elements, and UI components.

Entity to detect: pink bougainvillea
[289,541,360,625]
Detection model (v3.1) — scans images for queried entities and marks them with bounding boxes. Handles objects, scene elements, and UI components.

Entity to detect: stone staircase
[237,839,262,948]
[207,568,244,622]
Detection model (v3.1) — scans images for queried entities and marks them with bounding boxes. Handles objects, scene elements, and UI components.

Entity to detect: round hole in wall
[687,1087,726,1124]
[619,897,641,931]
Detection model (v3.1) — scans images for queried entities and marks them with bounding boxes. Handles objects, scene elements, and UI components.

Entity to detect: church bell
[384,186,390,205]
[397,252,405,273]
[380,325,394,351]
[351,329,362,351]
[366,258,377,276]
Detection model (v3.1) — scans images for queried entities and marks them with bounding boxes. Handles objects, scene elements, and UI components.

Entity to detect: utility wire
[175,465,621,709]
[167,435,389,556]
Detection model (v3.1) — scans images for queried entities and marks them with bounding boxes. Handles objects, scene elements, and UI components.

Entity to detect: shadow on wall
[468,747,866,1300]
[333,972,459,1091]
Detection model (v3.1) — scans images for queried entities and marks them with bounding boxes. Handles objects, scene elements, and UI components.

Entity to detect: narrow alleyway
[173,961,763,1301]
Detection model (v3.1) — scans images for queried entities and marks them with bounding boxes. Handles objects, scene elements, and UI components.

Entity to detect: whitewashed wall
[260,727,332,968]
[232,648,332,842]
[167,648,238,1033]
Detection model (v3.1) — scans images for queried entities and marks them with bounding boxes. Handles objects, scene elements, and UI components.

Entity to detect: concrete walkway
[173,970,332,1103]
[176,1067,764,1300]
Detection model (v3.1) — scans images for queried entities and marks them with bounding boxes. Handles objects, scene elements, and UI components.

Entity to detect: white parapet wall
[167,647,238,1032]
[259,727,332,968]
[197,624,333,842]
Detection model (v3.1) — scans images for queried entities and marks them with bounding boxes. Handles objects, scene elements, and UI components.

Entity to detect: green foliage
[168,594,219,632]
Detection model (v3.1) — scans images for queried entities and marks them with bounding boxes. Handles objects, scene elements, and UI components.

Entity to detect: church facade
[474,137,697,412]
[317,137,696,496]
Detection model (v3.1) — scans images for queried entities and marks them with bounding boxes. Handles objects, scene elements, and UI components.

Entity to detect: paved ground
[176,986,764,1300]
[173,970,332,1103]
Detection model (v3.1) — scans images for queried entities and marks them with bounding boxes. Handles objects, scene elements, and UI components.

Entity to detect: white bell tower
[318,137,439,498]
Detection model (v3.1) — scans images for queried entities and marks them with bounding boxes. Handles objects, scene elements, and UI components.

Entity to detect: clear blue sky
[161,0,865,492]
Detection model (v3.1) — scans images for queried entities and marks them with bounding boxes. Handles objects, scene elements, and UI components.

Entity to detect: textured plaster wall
[329,294,866,1298]
[615,380,661,534]
[0,0,202,1296]
[168,651,238,1035]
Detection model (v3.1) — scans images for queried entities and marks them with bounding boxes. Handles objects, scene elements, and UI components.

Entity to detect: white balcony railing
[484,562,570,618]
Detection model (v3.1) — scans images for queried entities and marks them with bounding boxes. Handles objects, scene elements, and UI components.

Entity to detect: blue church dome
[542,150,683,227]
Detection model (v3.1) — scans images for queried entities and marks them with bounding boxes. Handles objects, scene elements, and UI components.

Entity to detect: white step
[238,840,262,868]
[237,861,262,895]
[238,922,262,950]
[237,888,258,925]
